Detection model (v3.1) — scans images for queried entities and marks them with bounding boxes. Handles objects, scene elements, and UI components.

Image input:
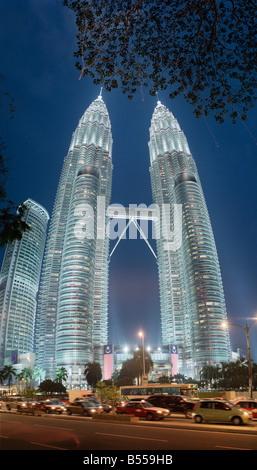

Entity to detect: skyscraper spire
[156,91,161,106]
[97,86,103,101]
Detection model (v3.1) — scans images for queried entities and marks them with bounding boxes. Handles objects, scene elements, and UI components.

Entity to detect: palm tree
[200,365,220,388]
[0,368,6,386]
[55,367,68,384]
[19,367,33,388]
[119,346,153,384]
[2,365,17,393]
[173,373,186,384]
[84,362,102,388]
[220,359,249,389]
[32,366,46,385]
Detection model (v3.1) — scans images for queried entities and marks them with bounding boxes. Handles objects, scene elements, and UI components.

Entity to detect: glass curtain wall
[149,101,230,377]
[0,199,49,365]
[35,95,113,378]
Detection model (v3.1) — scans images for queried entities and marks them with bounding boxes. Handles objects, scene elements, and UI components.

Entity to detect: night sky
[1,1,257,362]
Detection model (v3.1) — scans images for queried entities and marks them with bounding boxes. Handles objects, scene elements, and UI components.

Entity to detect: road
[1,411,257,452]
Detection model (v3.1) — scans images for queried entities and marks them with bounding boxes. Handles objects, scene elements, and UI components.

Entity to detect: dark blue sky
[1,1,257,362]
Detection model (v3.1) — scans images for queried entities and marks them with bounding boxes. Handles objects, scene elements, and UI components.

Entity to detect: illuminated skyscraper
[0,199,49,366]
[149,101,230,377]
[35,94,230,381]
[35,93,112,378]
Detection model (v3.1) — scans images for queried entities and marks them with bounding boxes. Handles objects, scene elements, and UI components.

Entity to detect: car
[3,396,33,411]
[1,396,19,410]
[16,400,42,415]
[128,398,146,402]
[233,399,257,419]
[16,399,39,411]
[87,397,112,413]
[192,399,252,425]
[147,394,198,418]
[115,400,170,421]
[59,396,69,404]
[101,403,112,413]
[88,397,112,413]
[66,401,100,417]
[37,399,66,414]
[74,397,103,412]
[74,396,112,412]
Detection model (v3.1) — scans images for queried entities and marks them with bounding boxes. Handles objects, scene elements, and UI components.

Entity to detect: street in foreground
[1,411,256,451]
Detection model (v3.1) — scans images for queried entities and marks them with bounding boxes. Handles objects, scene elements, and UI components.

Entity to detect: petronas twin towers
[35,93,230,380]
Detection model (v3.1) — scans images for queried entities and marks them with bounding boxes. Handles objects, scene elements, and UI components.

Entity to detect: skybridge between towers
[107,205,159,260]
[34,94,231,382]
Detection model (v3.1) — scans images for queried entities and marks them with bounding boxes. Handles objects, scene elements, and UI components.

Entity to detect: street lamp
[222,319,257,398]
[138,330,146,384]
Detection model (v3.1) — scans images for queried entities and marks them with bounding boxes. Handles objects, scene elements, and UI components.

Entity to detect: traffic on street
[1,399,257,451]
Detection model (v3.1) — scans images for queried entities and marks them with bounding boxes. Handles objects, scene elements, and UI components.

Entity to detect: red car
[233,399,257,419]
[36,399,66,414]
[115,400,170,421]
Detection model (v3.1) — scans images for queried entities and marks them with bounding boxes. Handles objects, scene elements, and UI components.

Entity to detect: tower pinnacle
[98,87,103,100]
[156,91,162,107]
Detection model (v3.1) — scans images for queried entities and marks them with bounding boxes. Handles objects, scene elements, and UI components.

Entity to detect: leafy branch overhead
[62,0,257,122]
[0,199,31,248]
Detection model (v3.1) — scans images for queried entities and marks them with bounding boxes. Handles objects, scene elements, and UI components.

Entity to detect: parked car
[233,399,257,419]
[66,401,100,417]
[147,394,198,418]
[115,400,170,420]
[37,399,66,414]
[192,399,252,425]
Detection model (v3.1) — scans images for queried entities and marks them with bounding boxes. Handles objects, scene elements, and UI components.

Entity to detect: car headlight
[243,412,249,416]
[91,409,96,413]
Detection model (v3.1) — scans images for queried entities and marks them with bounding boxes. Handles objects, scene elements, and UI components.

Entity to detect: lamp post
[223,319,257,398]
[138,330,146,385]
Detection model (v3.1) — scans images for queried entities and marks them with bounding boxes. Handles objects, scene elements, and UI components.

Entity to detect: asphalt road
[1,411,257,452]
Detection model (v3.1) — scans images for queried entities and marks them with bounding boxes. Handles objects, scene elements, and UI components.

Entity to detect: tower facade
[149,101,230,377]
[0,199,49,366]
[35,94,112,379]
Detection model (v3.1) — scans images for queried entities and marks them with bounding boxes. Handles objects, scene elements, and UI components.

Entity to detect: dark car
[73,397,104,412]
[87,397,112,413]
[147,394,198,418]
[115,400,169,420]
[74,396,112,413]
[66,401,100,417]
